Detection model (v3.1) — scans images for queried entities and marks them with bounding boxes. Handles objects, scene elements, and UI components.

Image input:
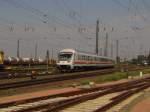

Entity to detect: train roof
[59,49,76,53]
[59,49,114,60]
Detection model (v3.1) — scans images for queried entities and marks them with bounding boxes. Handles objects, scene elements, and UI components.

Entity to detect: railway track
[0,66,144,80]
[0,71,52,79]
[0,75,150,112]
[0,68,114,80]
[0,68,116,90]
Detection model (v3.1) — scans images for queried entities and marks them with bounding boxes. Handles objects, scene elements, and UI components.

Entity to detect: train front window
[59,53,72,61]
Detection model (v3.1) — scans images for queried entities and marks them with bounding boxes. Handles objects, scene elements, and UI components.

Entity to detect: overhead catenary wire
[112,0,129,9]
[2,0,77,31]
[0,1,127,55]
[53,0,93,35]
[7,0,95,37]
[54,0,81,23]
[0,0,80,41]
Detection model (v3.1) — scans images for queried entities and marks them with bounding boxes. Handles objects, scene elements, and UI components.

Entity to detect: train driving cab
[57,49,74,70]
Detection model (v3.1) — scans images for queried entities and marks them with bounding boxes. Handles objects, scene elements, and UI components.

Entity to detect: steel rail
[12,76,150,112]
[45,80,150,112]
[93,83,150,112]
[0,69,116,90]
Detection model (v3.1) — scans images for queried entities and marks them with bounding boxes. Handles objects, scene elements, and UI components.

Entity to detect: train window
[84,56,86,60]
[82,56,84,60]
[77,55,80,60]
[79,55,81,60]
[92,57,94,61]
[59,53,72,61]
[96,57,98,61]
[97,58,99,61]
[81,55,84,60]
[97,58,98,61]
[85,56,87,60]
[88,56,90,61]
[76,55,78,60]
[91,57,93,61]
[89,57,91,61]
[90,57,92,61]
[79,55,83,60]
[95,57,97,61]
[101,58,104,61]
[83,55,85,60]
[75,54,78,60]
[99,58,101,61]
[89,56,91,61]
[102,58,107,61]
[78,55,80,60]
[80,55,82,60]
[94,57,97,61]
[77,54,78,60]
[86,56,88,60]
[105,59,108,62]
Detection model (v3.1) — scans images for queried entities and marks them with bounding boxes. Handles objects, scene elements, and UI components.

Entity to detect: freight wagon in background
[4,57,56,66]
[57,49,115,72]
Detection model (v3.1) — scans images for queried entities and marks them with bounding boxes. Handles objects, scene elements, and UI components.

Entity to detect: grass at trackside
[142,68,150,74]
[96,72,128,82]
[80,68,150,85]
[80,72,128,85]
[96,69,150,83]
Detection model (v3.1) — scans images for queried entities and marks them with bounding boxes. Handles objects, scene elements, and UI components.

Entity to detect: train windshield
[59,53,72,61]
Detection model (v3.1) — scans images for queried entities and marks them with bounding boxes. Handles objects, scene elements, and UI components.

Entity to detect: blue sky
[0,0,150,59]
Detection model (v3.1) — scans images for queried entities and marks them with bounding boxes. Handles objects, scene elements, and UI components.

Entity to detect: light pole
[116,39,119,64]
[115,37,129,64]
[17,39,20,58]
[46,50,49,73]
[96,20,99,55]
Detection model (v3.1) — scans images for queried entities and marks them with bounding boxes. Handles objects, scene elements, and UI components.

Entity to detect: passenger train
[57,49,115,71]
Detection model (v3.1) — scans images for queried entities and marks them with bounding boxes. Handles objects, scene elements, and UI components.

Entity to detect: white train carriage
[57,49,114,71]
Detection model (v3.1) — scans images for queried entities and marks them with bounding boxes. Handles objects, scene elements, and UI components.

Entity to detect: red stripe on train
[74,61,112,64]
